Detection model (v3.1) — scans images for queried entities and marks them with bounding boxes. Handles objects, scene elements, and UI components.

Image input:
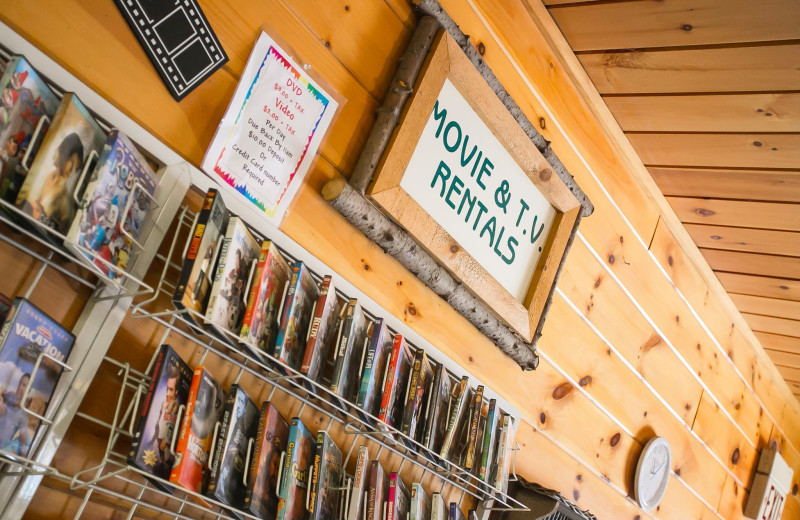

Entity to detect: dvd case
[246,401,290,519]
[346,446,370,520]
[430,493,445,520]
[367,460,388,520]
[377,334,412,431]
[386,473,410,520]
[309,430,342,520]
[16,92,105,234]
[301,275,340,388]
[128,344,192,492]
[170,366,226,500]
[356,318,391,424]
[479,399,498,482]
[410,483,430,520]
[464,386,484,470]
[401,349,433,445]
[422,363,451,454]
[276,417,315,520]
[207,384,260,513]
[274,262,319,371]
[439,377,470,461]
[173,189,230,323]
[0,298,74,458]
[0,56,59,205]
[65,130,157,279]
[240,241,292,357]
[329,299,368,403]
[205,217,260,337]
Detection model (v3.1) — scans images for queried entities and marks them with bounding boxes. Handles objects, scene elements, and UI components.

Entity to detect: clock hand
[650,459,667,477]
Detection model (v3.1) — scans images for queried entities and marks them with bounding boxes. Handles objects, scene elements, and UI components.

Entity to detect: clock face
[634,437,671,511]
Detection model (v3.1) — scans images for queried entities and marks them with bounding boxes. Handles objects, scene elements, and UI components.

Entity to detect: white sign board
[400,79,556,302]
[744,448,793,520]
[204,32,338,224]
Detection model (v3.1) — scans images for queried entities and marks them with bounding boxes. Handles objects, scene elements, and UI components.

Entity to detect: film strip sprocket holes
[115,0,228,101]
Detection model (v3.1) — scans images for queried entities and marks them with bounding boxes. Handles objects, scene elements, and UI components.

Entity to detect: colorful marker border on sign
[203,31,337,224]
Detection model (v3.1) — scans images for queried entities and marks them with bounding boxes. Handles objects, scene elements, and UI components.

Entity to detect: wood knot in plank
[731,447,740,465]
[695,208,715,217]
[552,382,573,400]
[539,168,552,182]
[578,375,592,387]
[610,432,621,447]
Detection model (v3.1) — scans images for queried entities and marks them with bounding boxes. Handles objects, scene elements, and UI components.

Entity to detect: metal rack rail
[123,204,527,513]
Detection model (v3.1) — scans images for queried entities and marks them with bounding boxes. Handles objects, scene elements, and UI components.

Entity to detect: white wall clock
[634,436,671,511]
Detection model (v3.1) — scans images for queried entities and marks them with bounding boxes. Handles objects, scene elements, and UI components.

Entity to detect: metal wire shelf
[0,197,156,299]
[63,332,525,520]
[120,204,528,515]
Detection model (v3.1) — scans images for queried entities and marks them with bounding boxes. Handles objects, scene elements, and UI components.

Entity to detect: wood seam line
[670,469,727,520]
[518,416,656,519]
[277,0,404,105]
[555,288,748,489]
[576,232,758,450]
[455,0,800,442]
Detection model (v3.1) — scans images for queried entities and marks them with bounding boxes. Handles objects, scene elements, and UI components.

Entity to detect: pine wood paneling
[628,133,800,170]
[3,0,800,519]
[743,313,800,339]
[765,349,800,370]
[777,365,800,383]
[756,332,800,355]
[667,198,800,232]
[716,272,800,302]
[650,167,800,203]
[685,224,800,257]
[579,44,800,94]
[730,294,800,322]
[606,93,800,133]
[549,0,800,51]
[700,249,800,280]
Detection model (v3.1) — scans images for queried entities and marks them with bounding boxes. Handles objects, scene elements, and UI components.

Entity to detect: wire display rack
[64,337,526,520]
[85,203,531,520]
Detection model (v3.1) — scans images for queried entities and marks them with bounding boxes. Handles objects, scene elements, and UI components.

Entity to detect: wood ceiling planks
[579,44,800,94]
[547,0,800,408]
[605,93,800,133]
[649,167,800,203]
[549,0,800,51]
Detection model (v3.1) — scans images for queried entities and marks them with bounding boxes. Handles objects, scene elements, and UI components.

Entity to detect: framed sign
[368,30,581,342]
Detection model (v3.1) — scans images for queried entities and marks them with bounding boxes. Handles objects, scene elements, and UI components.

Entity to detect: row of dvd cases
[0,20,528,520]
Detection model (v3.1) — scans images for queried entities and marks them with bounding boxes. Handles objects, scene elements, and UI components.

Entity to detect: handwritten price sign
[204,32,338,224]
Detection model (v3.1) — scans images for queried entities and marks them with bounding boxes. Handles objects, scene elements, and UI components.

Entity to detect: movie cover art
[274,262,319,371]
[240,241,291,356]
[16,93,106,234]
[173,189,229,319]
[205,217,259,336]
[246,401,289,519]
[128,344,192,490]
[301,275,340,389]
[66,130,157,279]
[170,366,226,499]
[309,430,342,520]
[277,417,315,520]
[356,318,391,424]
[207,384,260,512]
[0,56,59,205]
[0,298,74,458]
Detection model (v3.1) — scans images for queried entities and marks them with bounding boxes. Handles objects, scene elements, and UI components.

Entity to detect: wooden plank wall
[0,0,799,519]
[546,0,800,403]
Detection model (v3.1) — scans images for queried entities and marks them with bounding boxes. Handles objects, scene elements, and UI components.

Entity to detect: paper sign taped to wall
[203,31,338,224]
